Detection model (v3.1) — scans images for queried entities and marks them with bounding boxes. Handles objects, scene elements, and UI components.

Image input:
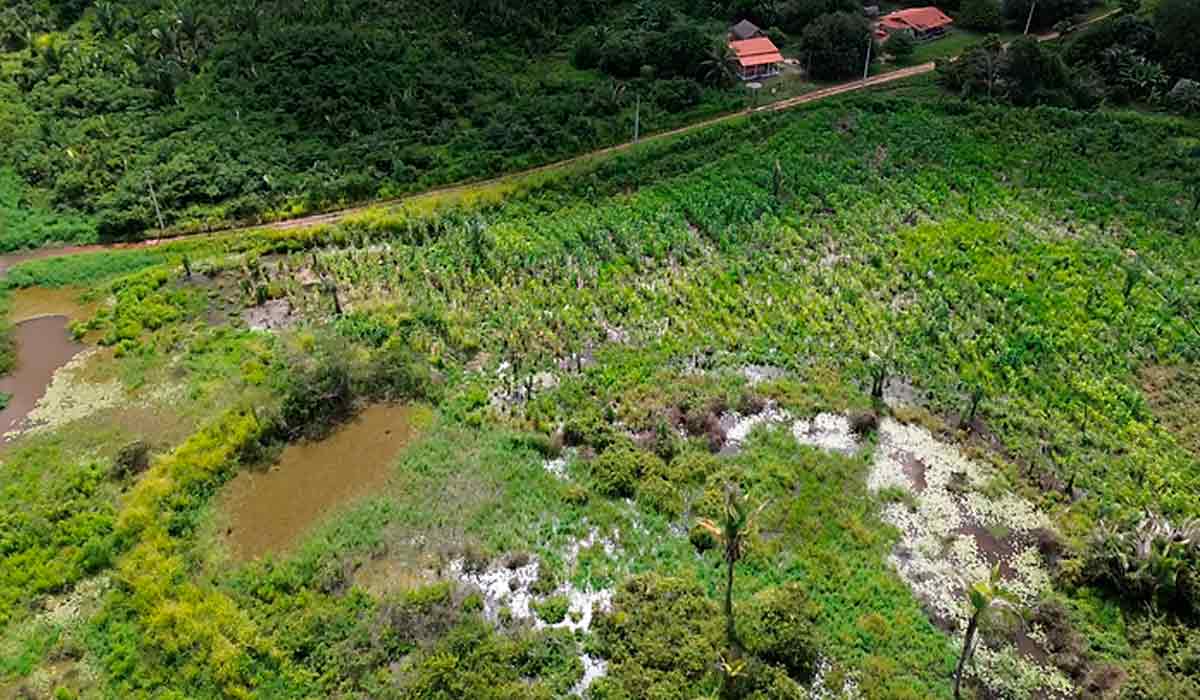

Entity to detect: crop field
[0,93,1198,700]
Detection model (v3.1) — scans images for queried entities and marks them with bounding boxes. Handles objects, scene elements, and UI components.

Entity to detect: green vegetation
[0,45,1199,700]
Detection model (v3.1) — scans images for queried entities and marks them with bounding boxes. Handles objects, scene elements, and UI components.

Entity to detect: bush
[740,584,822,681]
[533,595,570,625]
[572,28,604,70]
[591,442,663,498]
[112,441,151,479]
[1167,79,1200,115]
[279,340,357,439]
[885,32,915,62]
[592,574,721,695]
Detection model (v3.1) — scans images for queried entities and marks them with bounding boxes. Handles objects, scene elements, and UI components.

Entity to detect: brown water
[0,316,85,438]
[7,286,95,324]
[219,404,420,560]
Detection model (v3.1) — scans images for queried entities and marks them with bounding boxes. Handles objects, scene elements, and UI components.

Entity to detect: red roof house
[876,6,954,41]
[729,37,784,81]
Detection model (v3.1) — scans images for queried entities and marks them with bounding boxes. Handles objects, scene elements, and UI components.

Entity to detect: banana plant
[954,565,1022,700]
[698,483,769,656]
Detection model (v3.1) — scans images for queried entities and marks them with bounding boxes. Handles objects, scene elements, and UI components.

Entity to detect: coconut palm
[954,565,1022,700]
[701,41,737,88]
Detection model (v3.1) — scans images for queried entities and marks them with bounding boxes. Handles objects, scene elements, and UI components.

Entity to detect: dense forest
[0,0,1197,247]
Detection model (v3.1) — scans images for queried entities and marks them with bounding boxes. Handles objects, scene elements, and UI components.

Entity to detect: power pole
[633,93,640,142]
[147,179,166,231]
[1024,0,1037,35]
[863,34,873,82]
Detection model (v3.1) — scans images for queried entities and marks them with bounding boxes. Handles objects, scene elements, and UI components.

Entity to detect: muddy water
[219,404,420,560]
[0,245,106,277]
[7,286,95,324]
[0,316,85,438]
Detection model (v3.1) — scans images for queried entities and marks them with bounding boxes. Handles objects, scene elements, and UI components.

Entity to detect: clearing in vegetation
[0,89,1197,700]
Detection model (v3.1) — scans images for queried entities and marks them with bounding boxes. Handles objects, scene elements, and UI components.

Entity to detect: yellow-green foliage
[98,409,296,697]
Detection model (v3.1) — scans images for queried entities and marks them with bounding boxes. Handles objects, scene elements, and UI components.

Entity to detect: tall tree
[1155,0,1200,80]
[799,12,876,81]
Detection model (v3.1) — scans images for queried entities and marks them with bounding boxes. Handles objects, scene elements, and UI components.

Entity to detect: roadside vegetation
[0,89,1197,698]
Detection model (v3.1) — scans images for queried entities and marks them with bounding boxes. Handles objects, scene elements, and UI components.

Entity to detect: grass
[0,91,1198,698]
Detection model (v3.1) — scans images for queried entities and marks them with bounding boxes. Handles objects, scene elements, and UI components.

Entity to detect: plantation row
[0,95,1198,698]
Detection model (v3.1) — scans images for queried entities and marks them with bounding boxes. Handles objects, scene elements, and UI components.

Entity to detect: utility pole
[1024,0,1037,35]
[863,34,873,82]
[633,93,640,142]
[147,179,166,231]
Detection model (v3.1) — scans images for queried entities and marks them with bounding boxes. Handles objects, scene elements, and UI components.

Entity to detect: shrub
[112,441,151,479]
[1166,79,1200,115]
[365,337,434,401]
[533,595,570,625]
[564,406,615,449]
[885,32,915,62]
[592,574,721,694]
[279,340,357,439]
[741,583,822,682]
[572,28,604,70]
[591,442,663,498]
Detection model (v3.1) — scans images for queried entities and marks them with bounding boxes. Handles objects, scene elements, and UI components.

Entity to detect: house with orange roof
[875,6,954,42]
[728,36,784,81]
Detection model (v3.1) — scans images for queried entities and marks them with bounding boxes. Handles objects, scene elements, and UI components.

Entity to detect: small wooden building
[729,19,764,41]
[729,37,784,81]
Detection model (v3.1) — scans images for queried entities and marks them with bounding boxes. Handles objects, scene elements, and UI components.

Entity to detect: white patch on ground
[740,364,788,385]
[489,371,559,409]
[37,575,110,628]
[449,557,542,622]
[543,456,570,480]
[11,350,123,437]
[447,529,620,695]
[868,418,1071,698]
[722,403,793,448]
[808,655,861,699]
[792,413,859,453]
[573,654,609,696]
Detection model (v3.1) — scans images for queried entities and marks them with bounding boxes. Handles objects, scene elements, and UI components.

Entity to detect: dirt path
[0,12,1121,272]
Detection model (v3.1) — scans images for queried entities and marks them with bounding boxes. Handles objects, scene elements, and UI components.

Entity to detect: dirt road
[0,11,1121,268]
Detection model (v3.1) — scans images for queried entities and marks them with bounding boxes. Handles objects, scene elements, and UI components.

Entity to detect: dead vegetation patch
[1139,364,1200,457]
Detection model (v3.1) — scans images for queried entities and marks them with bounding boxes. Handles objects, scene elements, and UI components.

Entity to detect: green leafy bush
[533,595,570,625]
[591,441,663,498]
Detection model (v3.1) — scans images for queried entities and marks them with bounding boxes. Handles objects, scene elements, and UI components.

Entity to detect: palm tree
[701,41,737,89]
[954,565,1022,700]
[698,483,769,654]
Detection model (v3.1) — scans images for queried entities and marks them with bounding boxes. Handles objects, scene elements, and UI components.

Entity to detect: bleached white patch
[9,349,123,438]
[722,403,792,447]
[792,413,858,453]
[449,558,541,623]
[808,655,861,699]
[868,418,1070,698]
[740,364,787,385]
[573,654,609,696]
[543,457,569,479]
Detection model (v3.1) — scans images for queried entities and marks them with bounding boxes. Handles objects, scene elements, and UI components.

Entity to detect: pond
[218,404,423,560]
[0,315,85,440]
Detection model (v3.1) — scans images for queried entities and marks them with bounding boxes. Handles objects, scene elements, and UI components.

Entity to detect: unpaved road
[0,12,1121,270]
